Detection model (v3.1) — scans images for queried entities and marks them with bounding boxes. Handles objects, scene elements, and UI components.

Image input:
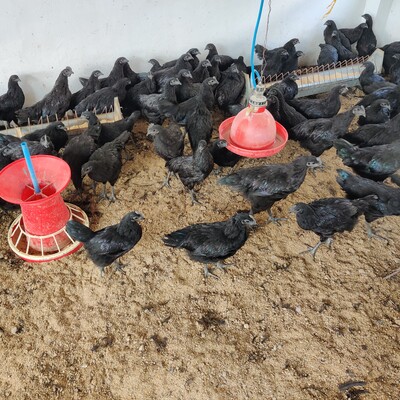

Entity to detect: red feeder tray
[219,116,288,159]
[0,155,89,262]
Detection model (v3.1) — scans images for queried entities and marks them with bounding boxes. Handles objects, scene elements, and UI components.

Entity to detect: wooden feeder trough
[1,97,123,138]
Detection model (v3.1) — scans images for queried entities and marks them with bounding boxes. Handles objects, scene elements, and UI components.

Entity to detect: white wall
[0,0,391,105]
[370,0,400,46]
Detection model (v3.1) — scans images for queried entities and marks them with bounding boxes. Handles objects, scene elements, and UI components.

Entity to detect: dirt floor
[0,90,400,400]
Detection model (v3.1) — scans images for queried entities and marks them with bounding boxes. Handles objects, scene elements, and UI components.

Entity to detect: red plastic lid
[0,155,71,204]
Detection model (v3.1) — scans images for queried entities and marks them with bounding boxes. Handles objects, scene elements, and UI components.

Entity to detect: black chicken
[357,14,377,56]
[123,62,140,88]
[324,20,352,50]
[66,211,144,275]
[357,85,400,116]
[0,75,25,125]
[258,38,300,75]
[334,139,400,181]
[291,105,366,156]
[74,78,130,116]
[2,134,55,161]
[337,169,400,239]
[166,140,214,204]
[153,53,193,89]
[101,56,129,88]
[290,196,377,259]
[255,38,298,61]
[330,31,357,61]
[343,112,400,147]
[0,133,21,169]
[98,111,141,146]
[233,56,248,73]
[163,212,256,278]
[219,155,322,222]
[70,70,103,110]
[255,43,267,61]
[381,41,400,73]
[391,174,400,187]
[191,60,211,83]
[146,122,185,186]
[160,77,218,124]
[81,131,131,202]
[289,85,347,119]
[389,54,400,85]
[186,101,213,152]
[23,121,68,152]
[148,59,163,73]
[227,104,245,116]
[62,116,100,191]
[266,88,306,130]
[205,43,234,71]
[175,69,195,103]
[339,22,368,44]
[209,55,222,82]
[359,62,393,94]
[209,139,241,172]
[262,48,290,77]
[123,72,157,115]
[317,43,339,66]
[266,73,299,101]
[139,77,181,124]
[358,99,391,125]
[216,64,245,111]
[161,48,200,70]
[283,50,303,74]
[16,67,73,125]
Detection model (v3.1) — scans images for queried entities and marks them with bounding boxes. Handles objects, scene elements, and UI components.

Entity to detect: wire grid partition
[261,49,384,98]
[2,97,123,138]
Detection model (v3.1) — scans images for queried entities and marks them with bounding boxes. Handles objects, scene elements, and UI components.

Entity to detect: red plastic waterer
[219,84,288,158]
[0,155,89,262]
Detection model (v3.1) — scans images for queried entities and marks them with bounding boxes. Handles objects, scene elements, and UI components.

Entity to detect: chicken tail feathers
[113,130,131,149]
[218,173,242,188]
[159,100,178,119]
[66,220,95,243]
[352,195,379,214]
[123,111,141,131]
[255,44,266,61]
[162,230,188,248]
[334,139,355,161]
[16,107,36,125]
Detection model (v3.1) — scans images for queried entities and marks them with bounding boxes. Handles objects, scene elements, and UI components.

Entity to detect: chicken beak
[248,216,257,226]
[133,213,145,221]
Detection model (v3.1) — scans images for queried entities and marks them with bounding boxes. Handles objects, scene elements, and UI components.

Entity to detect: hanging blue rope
[21,142,40,194]
[250,0,265,88]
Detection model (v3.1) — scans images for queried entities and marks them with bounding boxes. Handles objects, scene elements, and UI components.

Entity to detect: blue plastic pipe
[250,0,265,88]
[21,142,40,194]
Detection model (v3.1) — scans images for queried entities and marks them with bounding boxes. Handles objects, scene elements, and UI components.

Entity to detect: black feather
[66,211,143,274]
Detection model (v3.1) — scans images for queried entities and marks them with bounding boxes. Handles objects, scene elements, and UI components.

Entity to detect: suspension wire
[261,0,272,84]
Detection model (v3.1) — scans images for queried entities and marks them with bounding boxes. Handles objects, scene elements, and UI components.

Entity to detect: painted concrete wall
[370,0,400,46]
[0,0,392,105]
